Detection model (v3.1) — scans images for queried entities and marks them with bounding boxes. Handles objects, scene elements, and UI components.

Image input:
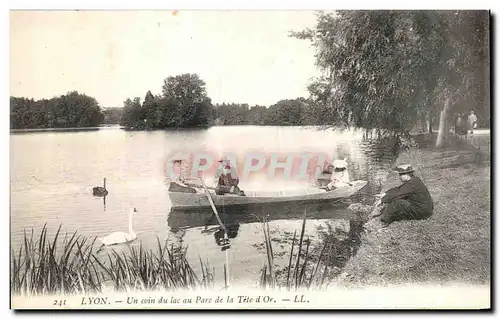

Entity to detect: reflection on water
[10,125,399,286]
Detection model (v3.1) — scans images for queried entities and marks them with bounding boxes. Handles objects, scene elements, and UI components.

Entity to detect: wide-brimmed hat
[394,164,414,174]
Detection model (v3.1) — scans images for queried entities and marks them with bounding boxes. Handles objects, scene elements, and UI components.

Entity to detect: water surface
[10,125,397,287]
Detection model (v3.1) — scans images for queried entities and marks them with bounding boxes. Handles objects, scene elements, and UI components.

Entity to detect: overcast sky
[10,10,323,108]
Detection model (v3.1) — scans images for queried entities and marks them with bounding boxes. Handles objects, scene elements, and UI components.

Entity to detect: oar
[199,178,227,234]
[199,178,230,288]
[319,181,355,190]
[184,181,218,191]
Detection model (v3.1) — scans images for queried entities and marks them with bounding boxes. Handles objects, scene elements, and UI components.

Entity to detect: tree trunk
[427,109,433,136]
[436,97,451,148]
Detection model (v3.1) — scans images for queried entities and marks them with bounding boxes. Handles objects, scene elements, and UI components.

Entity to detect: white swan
[96,208,138,253]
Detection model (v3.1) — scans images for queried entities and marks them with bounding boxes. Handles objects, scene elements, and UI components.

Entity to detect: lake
[10,125,398,287]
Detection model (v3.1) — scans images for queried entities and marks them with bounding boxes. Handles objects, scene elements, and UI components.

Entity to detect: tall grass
[11,224,103,296]
[11,224,215,296]
[259,210,362,291]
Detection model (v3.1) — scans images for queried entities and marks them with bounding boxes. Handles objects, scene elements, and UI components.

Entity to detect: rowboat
[168,180,368,210]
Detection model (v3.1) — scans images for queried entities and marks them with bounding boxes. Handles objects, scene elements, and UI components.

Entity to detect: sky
[10,10,323,108]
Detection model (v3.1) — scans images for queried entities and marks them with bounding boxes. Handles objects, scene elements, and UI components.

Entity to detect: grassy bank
[338,138,491,286]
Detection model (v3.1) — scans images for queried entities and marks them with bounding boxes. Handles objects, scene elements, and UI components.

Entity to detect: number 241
[53,299,67,306]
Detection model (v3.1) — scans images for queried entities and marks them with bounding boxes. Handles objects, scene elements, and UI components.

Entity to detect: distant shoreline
[9,125,492,135]
[10,125,121,133]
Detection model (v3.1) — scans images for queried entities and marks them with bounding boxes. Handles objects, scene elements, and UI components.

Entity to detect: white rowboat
[168,180,368,210]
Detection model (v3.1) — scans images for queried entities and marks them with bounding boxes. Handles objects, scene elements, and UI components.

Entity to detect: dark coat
[381,176,434,218]
[218,173,239,187]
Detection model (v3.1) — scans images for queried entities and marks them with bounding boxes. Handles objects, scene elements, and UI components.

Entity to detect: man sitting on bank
[372,164,434,227]
[215,158,245,196]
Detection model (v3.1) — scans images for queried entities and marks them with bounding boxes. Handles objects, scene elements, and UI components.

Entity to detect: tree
[119,73,214,129]
[10,92,104,129]
[161,73,213,127]
[248,105,267,125]
[213,103,250,125]
[121,97,142,128]
[142,90,163,128]
[299,97,334,125]
[55,91,103,127]
[267,99,304,125]
[291,10,489,147]
[102,107,124,124]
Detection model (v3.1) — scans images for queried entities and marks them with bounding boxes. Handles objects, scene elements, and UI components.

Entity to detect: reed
[11,224,215,295]
[11,224,103,296]
[258,210,360,291]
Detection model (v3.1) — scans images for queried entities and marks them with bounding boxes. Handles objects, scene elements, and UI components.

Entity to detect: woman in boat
[215,161,245,196]
[326,158,352,190]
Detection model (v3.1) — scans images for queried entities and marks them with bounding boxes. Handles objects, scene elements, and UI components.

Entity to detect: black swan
[93,178,108,196]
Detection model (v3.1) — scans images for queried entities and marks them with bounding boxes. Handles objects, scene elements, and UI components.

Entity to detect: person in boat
[372,164,434,227]
[326,158,352,190]
[214,157,229,185]
[215,159,245,196]
[168,159,196,194]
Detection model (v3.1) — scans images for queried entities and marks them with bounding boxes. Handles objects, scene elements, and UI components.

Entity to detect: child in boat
[326,158,352,190]
[215,160,245,196]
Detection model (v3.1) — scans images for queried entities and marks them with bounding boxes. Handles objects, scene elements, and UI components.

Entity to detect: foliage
[10,91,104,129]
[119,71,339,129]
[102,107,124,124]
[9,71,343,130]
[92,239,214,291]
[121,97,144,128]
[291,10,490,137]
[11,225,215,296]
[212,98,334,126]
[121,73,214,129]
[11,224,103,295]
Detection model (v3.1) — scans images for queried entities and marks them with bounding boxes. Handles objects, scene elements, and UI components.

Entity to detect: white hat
[333,158,348,169]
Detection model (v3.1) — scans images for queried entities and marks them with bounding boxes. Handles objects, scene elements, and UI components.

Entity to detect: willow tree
[292,10,489,147]
[428,11,490,147]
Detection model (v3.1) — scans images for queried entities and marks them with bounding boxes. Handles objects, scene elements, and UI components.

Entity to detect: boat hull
[168,180,368,210]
